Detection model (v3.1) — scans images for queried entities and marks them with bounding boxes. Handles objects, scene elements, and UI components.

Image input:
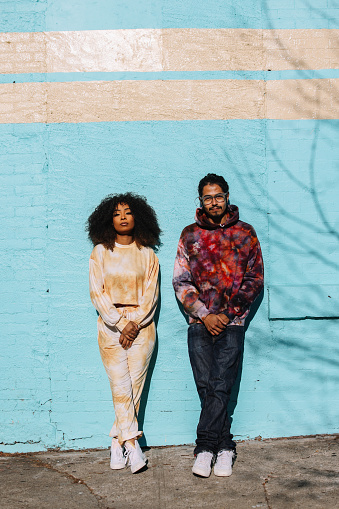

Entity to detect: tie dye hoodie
[173,205,264,325]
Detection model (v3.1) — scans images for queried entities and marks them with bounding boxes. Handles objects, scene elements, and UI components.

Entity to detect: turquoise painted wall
[1,1,338,452]
[1,0,338,31]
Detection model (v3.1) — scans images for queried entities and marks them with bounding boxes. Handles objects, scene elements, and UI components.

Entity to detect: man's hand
[119,333,134,350]
[203,313,229,335]
[121,321,139,341]
[218,313,230,327]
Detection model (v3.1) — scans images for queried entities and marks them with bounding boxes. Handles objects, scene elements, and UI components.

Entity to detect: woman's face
[113,203,135,236]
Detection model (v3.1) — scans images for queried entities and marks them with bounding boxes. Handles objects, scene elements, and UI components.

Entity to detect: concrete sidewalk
[1,435,338,509]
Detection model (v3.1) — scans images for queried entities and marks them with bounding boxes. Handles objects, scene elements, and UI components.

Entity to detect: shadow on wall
[228,0,339,430]
[138,270,162,447]
[262,0,339,258]
[228,290,264,425]
[122,3,339,443]
[229,117,339,401]
[228,3,339,311]
[262,0,339,121]
[262,0,339,254]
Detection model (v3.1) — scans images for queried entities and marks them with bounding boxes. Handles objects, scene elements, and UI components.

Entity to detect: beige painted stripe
[263,29,339,71]
[0,31,47,74]
[0,29,338,74]
[0,80,264,123]
[164,29,339,71]
[266,79,339,119]
[0,79,338,123]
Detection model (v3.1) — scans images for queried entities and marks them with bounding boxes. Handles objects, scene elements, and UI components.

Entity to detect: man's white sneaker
[110,438,126,470]
[213,450,235,477]
[124,440,147,473]
[192,451,214,477]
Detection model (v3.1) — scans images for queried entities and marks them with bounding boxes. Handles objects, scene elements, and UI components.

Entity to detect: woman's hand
[121,321,139,341]
[119,333,134,350]
[119,321,139,349]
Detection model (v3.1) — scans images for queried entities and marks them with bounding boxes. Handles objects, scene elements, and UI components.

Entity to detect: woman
[87,193,161,473]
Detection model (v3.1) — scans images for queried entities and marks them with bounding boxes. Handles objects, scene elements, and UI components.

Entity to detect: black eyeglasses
[200,193,227,206]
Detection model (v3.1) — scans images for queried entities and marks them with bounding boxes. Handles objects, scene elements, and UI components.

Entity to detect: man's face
[200,184,228,222]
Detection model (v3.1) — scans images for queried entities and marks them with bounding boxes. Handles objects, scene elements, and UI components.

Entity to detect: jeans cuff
[194,447,215,456]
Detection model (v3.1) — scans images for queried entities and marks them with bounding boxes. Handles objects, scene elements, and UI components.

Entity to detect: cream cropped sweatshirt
[89,242,159,332]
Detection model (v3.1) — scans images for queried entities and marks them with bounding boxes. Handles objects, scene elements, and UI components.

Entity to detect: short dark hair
[86,192,161,250]
[198,173,229,197]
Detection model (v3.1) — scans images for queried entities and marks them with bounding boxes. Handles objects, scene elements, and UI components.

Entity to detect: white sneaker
[110,438,126,470]
[213,450,235,477]
[192,451,214,477]
[124,440,147,473]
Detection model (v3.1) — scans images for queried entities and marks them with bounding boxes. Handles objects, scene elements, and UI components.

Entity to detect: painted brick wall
[1,1,338,452]
[2,0,338,31]
[0,124,53,448]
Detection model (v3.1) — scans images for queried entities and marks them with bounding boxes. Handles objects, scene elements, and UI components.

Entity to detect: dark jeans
[188,323,245,455]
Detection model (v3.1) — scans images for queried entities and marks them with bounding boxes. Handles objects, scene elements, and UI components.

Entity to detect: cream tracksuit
[89,241,159,443]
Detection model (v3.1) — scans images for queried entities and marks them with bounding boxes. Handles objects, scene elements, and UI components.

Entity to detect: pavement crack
[153,451,166,509]
[262,473,273,509]
[31,457,110,509]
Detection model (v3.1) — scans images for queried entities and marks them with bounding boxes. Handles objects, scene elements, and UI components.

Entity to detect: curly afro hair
[86,192,161,250]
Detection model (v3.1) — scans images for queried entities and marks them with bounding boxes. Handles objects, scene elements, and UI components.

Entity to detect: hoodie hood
[195,204,239,230]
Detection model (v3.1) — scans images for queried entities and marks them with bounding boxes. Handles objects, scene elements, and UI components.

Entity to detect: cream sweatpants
[98,315,156,443]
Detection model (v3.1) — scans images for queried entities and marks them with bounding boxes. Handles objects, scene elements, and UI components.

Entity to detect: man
[173,173,264,478]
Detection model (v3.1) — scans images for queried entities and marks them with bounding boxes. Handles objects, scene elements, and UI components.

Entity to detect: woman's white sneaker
[124,440,147,473]
[110,438,126,470]
[192,451,214,477]
[213,450,235,477]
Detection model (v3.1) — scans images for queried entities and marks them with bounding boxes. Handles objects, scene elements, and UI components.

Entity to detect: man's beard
[206,206,225,221]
